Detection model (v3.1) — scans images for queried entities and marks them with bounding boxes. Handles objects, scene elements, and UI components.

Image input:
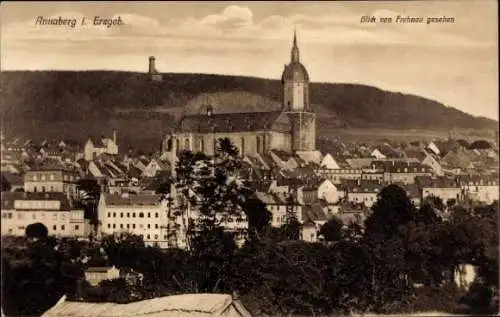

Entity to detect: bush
[25,223,48,239]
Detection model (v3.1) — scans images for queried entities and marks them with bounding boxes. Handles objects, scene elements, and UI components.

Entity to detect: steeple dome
[281,30,309,82]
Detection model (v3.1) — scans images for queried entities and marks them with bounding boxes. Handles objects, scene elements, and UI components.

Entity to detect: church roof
[177,111,286,133]
[282,62,309,82]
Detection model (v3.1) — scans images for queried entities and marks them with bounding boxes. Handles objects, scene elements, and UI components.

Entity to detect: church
[161,31,316,157]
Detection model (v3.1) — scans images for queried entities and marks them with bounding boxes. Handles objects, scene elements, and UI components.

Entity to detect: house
[405,147,444,176]
[83,131,119,161]
[98,192,169,248]
[84,265,121,287]
[299,178,343,204]
[318,166,363,185]
[341,180,385,208]
[42,293,253,317]
[320,153,340,169]
[254,191,302,227]
[24,165,81,201]
[269,150,299,171]
[370,148,386,159]
[1,192,87,238]
[141,158,170,178]
[426,141,441,156]
[416,176,463,204]
[457,173,499,204]
[371,160,433,184]
[296,150,323,166]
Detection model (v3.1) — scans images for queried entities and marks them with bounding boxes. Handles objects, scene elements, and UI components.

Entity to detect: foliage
[319,217,343,242]
[25,222,49,239]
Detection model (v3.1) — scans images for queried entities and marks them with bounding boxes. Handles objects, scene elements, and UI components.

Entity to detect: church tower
[281,30,316,151]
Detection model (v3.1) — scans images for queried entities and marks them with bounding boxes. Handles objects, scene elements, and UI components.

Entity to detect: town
[1,31,498,317]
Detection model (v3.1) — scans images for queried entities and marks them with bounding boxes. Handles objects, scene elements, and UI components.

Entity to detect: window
[139,212,144,218]
[132,224,136,229]
[155,213,159,218]
[120,213,123,218]
[154,234,158,240]
[50,186,54,192]
[164,235,167,240]
[147,234,151,240]
[127,213,130,218]
[61,225,65,230]
[108,212,111,218]
[147,224,151,229]
[108,224,111,228]
[41,175,46,181]
[127,224,130,229]
[200,138,205,152]
[256,136,261,154]
[53,225,56,230]
[120,224,123,228]
[147,213,151,218]
[113,224,116,228]
[133,213,136,218]
[155,224,159,229]
[113,212,116,217]
[50,174,54,181]
[75,225,79,230]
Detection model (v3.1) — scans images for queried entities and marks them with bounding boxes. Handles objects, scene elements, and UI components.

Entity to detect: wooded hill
[1,71,496,150]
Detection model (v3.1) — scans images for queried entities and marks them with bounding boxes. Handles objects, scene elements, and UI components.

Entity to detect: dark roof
[302,204,328,222]
[104,193,162,206]
[341,179,385,193]
[281,61,309,81]
[415,176,459,188]
[1,192,72,211]
[177,111,287,133]
[371,160,432,173]
[404,147,429,162]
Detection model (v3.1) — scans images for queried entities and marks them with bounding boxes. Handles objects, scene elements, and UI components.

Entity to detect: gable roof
[42,294,252,317]
[177,111,287,133]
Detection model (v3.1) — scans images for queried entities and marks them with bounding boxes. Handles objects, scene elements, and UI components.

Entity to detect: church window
[176,139,180,152]
[256,136,261,154]
[241,137,245,156]
[167,138,172,151]
[200,138,205,152]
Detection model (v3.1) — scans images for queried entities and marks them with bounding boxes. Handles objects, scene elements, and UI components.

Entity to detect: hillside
[1,71,497,150]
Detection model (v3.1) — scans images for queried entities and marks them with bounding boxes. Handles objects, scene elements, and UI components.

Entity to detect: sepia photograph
[0,1,498,316]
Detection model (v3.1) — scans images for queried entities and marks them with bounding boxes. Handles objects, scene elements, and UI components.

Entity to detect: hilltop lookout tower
[148,56,163,82]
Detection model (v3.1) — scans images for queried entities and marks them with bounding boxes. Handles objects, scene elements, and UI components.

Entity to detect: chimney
[207,105,213,117]
[113,130,117,144]
[148,56,156,74]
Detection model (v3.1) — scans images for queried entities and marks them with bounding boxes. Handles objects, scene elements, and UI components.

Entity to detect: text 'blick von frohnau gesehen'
[34,16,124,28]
[360,15,455,24]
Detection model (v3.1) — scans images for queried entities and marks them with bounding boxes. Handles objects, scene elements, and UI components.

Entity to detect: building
[24,165,81,201]
[1,192,87,238]
[84,265,121,287]
[98,192,169,248]
[161,31,315,158]
[148,56,163,82]
[457,173,499,203]
[341,180,384,208]
[83,131,119,161]
[416,176,463,203]
[42,293,253,317]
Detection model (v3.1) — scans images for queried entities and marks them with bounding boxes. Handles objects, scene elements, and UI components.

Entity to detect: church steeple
[291,28,300,63]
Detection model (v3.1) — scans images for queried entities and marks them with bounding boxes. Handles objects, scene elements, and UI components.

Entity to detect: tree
[25,223,48,239]
[362,185,417,312]
[468,140,491,150]
[280,217,302,240]
[319,217,343,242]
[1,174,12,191]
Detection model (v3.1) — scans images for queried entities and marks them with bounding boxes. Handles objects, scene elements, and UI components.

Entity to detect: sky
[1,1,498,120]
